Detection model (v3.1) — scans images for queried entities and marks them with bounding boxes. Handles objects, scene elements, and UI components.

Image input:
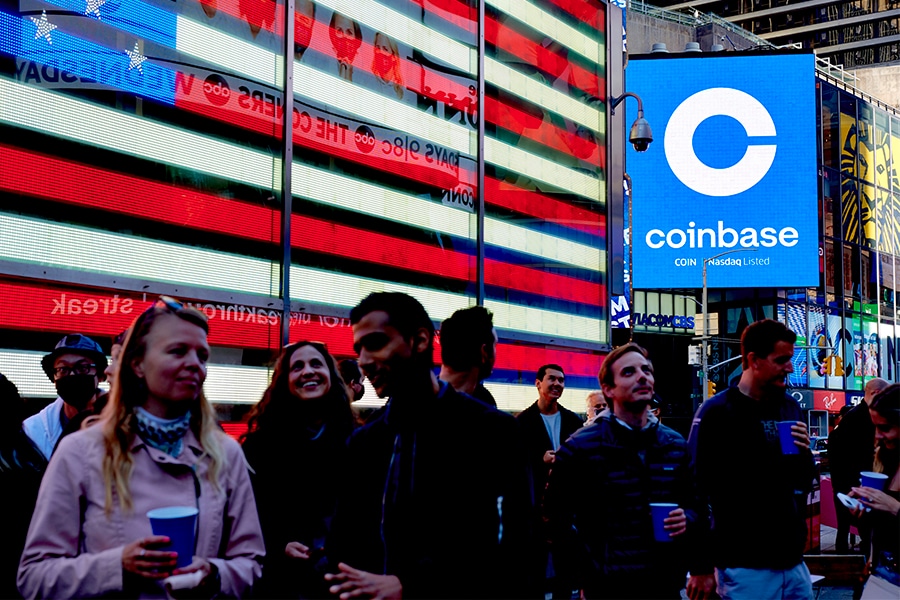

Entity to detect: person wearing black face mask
[23,333,107,460]
[294,0,316,61]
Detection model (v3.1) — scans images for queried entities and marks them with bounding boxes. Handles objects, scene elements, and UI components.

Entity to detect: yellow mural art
[875,125,890,190]
[841,107,900,253]
[888,128,900,256]
[841,110,861,243]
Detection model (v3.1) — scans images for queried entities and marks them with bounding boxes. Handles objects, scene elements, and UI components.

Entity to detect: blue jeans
[716,563,813,600]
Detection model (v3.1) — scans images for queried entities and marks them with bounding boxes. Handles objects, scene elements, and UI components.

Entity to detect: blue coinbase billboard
[626,53,818,289]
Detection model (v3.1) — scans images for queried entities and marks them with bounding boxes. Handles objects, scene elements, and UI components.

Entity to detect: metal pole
[625,173,633,342]
[475,0,485,305]
[702,259,709,402]
[280,0,295,347]
[699,247,758,403]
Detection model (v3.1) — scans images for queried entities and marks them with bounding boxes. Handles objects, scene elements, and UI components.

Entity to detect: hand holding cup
[147,506,198,569]
[649,503,683,542]
[777,421,809,454]
[851,486,900,516]
[122,536,178,579]
[663,507,687,537]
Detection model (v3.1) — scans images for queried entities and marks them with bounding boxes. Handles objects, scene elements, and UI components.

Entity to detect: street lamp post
[701,248,758,402]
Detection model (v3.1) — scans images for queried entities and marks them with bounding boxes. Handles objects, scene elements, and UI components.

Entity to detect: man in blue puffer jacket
[544,343,715,599]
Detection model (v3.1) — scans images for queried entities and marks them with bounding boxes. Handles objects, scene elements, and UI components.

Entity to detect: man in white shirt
[517,364,583,599]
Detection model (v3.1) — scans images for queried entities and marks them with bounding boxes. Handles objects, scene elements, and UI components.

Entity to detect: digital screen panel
[779,302,808,388]
[0,277,605,407]
[627,53,819,289]
[484,0,608,344]
[0,0,609,411]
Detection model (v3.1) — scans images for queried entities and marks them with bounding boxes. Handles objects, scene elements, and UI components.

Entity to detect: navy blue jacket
[544,412,707,598]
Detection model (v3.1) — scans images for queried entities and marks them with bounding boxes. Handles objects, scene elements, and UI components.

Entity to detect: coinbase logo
[664,88,777,197]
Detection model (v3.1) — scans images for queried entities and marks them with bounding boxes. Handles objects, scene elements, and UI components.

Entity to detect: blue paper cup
[649,503,679,543]
[777,421,800,455]
[147,506,198,568]
[860,471,889,492]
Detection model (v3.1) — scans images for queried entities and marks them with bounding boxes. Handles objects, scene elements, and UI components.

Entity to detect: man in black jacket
[828,377,888,552]
[517,363,584,598]
[325,292,533,599]
[518,364,584,503]
[689,319,816,599]
[544,343,714,599]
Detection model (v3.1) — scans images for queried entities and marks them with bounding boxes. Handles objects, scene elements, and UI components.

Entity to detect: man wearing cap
[23,334,108,460]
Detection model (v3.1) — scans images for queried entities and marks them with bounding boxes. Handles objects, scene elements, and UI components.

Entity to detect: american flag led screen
[0,0,608,409]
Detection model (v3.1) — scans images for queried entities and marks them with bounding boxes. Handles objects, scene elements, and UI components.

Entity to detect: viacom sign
[626,53,818,289]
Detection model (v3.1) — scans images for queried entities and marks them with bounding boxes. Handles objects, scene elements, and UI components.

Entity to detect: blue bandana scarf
[134,406,192,457]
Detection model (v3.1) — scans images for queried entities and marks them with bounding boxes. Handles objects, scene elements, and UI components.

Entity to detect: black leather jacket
[544,412,707,598]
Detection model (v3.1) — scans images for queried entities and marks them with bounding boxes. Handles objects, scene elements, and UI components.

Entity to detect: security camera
[629,115,653,153]
[631,138,651,152]
[610,92,653,153]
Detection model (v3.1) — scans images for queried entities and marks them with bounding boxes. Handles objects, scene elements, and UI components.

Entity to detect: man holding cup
[688,319,816,599]
[544,343,715,599]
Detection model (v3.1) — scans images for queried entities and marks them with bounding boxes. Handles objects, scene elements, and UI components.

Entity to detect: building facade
[653,0,900,67]
[691,74,899,410]
[0,0,613,419]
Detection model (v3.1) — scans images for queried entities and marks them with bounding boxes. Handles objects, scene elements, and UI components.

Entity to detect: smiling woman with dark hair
[241,340,355,598]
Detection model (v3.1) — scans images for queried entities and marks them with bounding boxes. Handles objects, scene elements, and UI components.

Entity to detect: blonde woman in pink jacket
[18,297,264,599]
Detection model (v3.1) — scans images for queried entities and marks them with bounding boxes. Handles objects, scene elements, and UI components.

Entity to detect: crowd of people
[0,292,897,599]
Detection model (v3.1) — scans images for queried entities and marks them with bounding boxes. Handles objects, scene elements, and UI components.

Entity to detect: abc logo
[354,126,376,153]
[664,88,776,197]
[203,74,231,106]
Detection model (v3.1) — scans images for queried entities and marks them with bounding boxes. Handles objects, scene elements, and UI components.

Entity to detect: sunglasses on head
[138,296,187,321]
[154,296,184,311]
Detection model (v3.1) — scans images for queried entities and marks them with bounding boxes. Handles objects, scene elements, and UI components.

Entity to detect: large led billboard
[0,0,609,411]
[626,53,818,289]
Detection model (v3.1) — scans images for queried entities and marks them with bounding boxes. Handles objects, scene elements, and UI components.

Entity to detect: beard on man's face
[379,343,434,396]
[621,397,651,414]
